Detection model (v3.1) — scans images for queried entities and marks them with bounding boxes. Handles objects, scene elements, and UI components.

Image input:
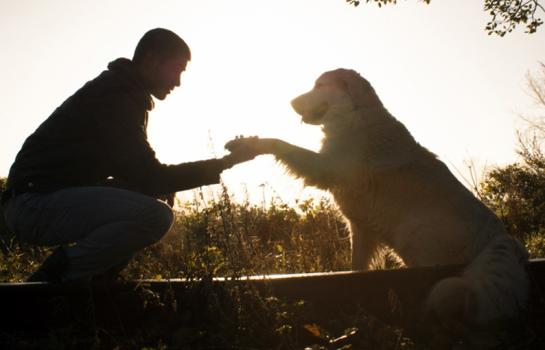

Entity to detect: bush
[478,62,545,258]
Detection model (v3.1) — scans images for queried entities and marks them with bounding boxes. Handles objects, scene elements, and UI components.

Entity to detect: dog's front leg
[260,138,335,190]
[350,224,376,271]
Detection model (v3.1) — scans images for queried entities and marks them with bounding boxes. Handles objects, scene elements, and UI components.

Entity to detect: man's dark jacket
[5,58,224,197]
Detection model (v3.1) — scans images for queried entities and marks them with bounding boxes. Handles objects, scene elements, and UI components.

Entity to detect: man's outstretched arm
[100,96,259,196]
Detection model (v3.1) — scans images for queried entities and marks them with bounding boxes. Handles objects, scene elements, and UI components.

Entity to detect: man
[1,28,257,282]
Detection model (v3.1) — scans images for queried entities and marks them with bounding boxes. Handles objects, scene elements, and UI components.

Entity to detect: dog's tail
[426,234,528,343]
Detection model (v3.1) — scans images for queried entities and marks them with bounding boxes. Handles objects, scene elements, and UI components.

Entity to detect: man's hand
[222,136,269,169]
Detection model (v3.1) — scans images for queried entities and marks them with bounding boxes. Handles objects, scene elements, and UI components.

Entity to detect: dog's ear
[340,69,382,110]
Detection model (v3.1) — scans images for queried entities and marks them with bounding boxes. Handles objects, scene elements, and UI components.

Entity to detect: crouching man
[1,28,255,282]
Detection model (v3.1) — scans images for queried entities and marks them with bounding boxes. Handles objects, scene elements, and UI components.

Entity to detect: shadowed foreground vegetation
[1,180,545,349]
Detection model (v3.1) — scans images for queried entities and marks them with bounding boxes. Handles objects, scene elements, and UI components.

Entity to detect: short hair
[133,28,191,63]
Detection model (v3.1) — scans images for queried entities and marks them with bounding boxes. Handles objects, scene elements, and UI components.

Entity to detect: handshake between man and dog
[225,69,529,348]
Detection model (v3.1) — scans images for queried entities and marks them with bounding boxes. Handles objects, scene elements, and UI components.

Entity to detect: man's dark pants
[2,186,174,281]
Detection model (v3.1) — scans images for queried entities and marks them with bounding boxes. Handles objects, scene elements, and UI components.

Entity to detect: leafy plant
[345,0,544,36]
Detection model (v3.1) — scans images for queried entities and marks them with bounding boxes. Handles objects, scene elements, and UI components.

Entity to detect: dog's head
[291,69,381,125]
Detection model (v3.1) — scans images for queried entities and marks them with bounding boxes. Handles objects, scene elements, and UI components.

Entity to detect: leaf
[304,323,327,339]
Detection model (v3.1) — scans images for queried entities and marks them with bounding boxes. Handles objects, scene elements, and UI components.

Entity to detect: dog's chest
[331,178,393,232]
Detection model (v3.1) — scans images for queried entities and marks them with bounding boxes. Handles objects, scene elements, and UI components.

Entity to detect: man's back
[7,58,153,194]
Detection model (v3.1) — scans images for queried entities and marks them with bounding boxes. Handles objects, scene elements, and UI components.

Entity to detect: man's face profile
[146,54,188,100]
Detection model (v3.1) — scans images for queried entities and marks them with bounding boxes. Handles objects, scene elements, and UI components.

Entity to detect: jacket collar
[107,58,154,111]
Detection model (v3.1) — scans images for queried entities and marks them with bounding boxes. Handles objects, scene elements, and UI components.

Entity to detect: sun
[145,51,326,204]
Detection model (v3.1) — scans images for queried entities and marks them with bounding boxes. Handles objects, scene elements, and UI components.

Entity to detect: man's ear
[136,52,161,73]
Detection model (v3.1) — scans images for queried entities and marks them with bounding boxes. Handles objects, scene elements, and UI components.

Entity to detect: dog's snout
[290,95,305,115]
[291,92,329,125]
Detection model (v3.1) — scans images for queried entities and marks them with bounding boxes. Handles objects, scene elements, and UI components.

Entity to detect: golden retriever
[226,69,529,346]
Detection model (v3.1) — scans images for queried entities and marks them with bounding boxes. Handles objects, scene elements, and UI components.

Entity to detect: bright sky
[1,0,544,204]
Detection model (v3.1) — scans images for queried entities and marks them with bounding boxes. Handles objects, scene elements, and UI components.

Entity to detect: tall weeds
[125,184,351,281]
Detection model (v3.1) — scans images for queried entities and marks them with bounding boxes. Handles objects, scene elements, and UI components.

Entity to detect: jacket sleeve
[98,92,225,196]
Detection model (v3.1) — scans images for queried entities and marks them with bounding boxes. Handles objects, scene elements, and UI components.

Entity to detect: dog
[226,69,529,346]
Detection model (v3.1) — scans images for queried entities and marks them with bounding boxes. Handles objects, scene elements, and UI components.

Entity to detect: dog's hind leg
[426,234,528,347]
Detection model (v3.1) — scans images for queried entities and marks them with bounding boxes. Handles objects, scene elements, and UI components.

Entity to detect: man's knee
[147,200,174,242]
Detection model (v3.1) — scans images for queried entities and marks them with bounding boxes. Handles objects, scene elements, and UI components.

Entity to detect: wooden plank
[0,259,543,340]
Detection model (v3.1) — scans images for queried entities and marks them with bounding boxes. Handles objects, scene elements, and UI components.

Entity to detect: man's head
[133,28,191,100]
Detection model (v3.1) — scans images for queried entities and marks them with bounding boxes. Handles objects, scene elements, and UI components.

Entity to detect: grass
[1,184,544,349]
[124,185,352,281]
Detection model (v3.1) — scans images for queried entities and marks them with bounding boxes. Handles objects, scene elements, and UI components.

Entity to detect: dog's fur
[227,69,529,344]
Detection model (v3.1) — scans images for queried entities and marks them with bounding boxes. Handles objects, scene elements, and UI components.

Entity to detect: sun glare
[2,0,544,205]
[147,58,327,204]
[144,5,335,204]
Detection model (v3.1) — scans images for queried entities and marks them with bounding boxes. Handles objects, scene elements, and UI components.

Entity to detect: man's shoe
[27,246,69,283]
